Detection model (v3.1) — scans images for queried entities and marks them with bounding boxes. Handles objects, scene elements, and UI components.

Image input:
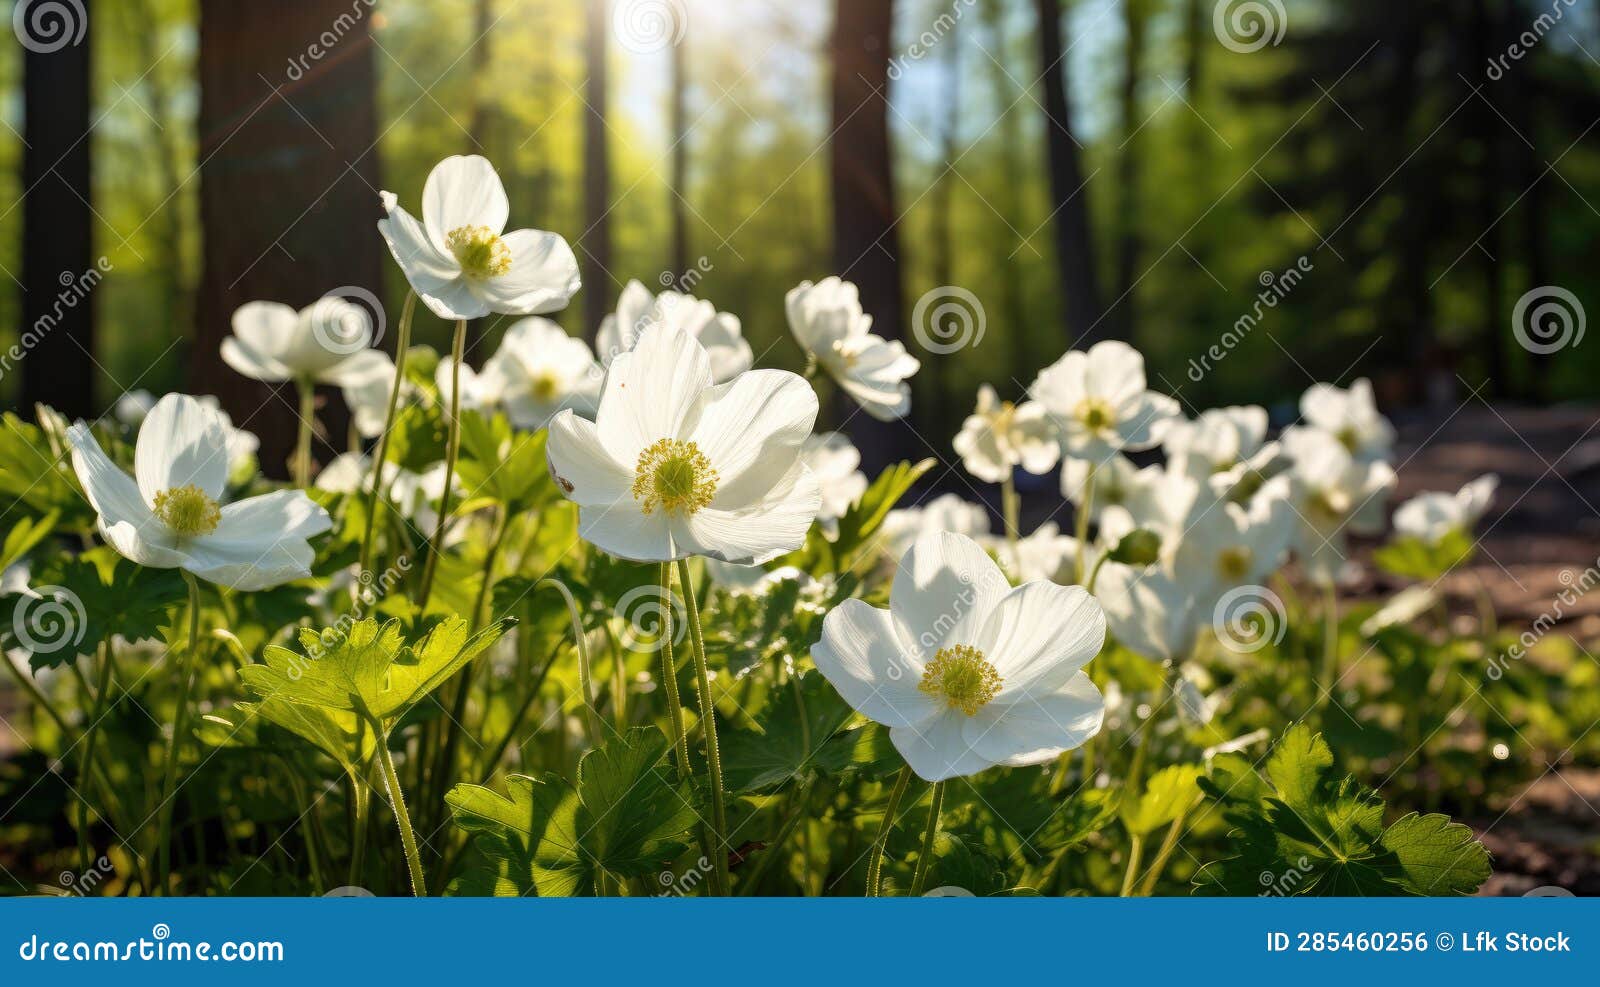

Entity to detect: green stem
[157,573,204,895]
[1136,803,1195,896]
[1317,582,1339,710]
[369,714,426,896]
[741,777,816,895]
[347,770,370,888]
[1119,833,1146,897]
[76,641,114,874]
[676,558,729,896]
[417,317,467,610]
[538,577,603,743]
[866,765,913,897]
[468,506,508,633]
[1001,473,1020,556]
[356,290,415,583]
[294,376,316,488]
[908,779,945,897]
[658,563,691,776]
[1074,462,1097,585]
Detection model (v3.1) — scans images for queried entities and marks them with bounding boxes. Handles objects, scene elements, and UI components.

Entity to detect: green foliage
[2,556,187,669]
[1374,530,1476,581]
[446,727,699,896]
[239,616,512,729]
[780,458,934,575]
[1121,765,1204,837]
[722,672,854,794]
[1194,725,1491,896]
[456,410,559,511]
[0,414,93,529]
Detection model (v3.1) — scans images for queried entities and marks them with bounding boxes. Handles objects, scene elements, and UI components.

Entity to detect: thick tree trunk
[981,0,1029,390]
[581,0,614,342]
[20,5,95,419]
[831,0,907,469]
[1111,0,1149,344]
[1034,0,1106,346]
[194,0,383,478]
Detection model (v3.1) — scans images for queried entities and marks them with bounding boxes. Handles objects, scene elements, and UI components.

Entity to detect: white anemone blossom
[1393,475,1497,546]
[489,317,604,429]
[222,299,396,422]
[953,384,1060,484]
[812,531,1106,781]
[545,324,821,565]
[377,154,581,321]
[1281,427,1396,583]
[1031,340,1180,462]
[990,521,1079,585]
[1299,378,1394,462]
[1062,453,1164,523]
[435,356,508,416]
[801,432,868,539]
[66,394,330,590]
[597,280,753,383]
[786,277,920,421]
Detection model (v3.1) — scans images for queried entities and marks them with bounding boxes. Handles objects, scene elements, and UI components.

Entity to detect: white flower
[317,454,456,539]
[66,394,330,590]
[114,390,155,426]
[991,521,1079,584]
[598,280,753,383]
[1281,427,1396,584]
[786,277,920,421]
[221,297,390,389]
[1062,453,1165,524]
[952,385,1060,484]
[1300,378,1394,462]
[489,317,604,429]
[881,493,990,562]
[1030,340,1180,462]
[1170,482,1292,603]
[338,352,403,439]
[812,531,1106,781]
[435,356,507,415]
[1165,405,1269,476]
[545,324,821,565]
[1094,562,1202,663]
[1393,474,1497,546]
[377,154,581,321]
[801,432,868,539]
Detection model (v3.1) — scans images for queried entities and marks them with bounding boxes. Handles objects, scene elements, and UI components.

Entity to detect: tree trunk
[464,0,496,361]
[1470,0,1506,398]
[981,0,1029,390]
[581,0,613,341]
[194,0,383,478]
[20,4,95,419]
[924,9,961,445]
[669,37,690,280]
[1111,0,1149,344]
[831,0,907,470]
[1034,0,1106,346]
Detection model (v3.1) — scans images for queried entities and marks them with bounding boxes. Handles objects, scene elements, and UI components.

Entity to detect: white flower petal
[315,347,391,388]
[575,500,676,562]
[890,530,1010,662]
[963,672,1104,766]
[690,369,818,508]
[136,394,231,505]
[545,410,633,506]
[66,423,184,568]
[595,325,713,464]
[186,490,330,591]
[890,712,994,781]
[423,154,510,242]
[220,337,293,383]
[675,459,820,565]
[812,599,938,729]
[474,229,581,315]
[977,582,1106,703]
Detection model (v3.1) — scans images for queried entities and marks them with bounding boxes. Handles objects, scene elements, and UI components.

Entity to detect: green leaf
[456,411,558,511]
[722,672,854,793]
[0,510,58,570]
[813,721,902,782]
[1380,811,1492,896]
[240,616,513,729]
[2,557,187,669]
[0,413,95,528]
[209,698,375,778]
[446,726,698,896]
[1121,765,1203,836]
[1373,529,1475,581]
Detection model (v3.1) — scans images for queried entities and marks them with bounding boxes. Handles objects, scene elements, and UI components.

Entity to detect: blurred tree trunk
[193,0,383,479]
[125,0,191,346]
[669,36,690,279]
[1034,0,1106,345]
[581,0,613,342]
[1505,0,1550,400]
[924,13,961,445]
[20,5,95,419]
[464,0,496,360]
[831,0,907,470]
[980,0,1030,390]
[1470,0,1507,398]
[1111,0,1150,344]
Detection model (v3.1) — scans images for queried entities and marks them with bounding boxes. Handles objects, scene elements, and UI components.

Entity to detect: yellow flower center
[1335,426,1361,453]
[632,438,718,516]
[446,224,512,279]
[1217,546,1252,582]
[829,338,861,370]
[530,371,560,402]
[1307,489,1349,527]
[1075,397,1116,434]
[152,484,221,537]
[919,644,1003,716]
